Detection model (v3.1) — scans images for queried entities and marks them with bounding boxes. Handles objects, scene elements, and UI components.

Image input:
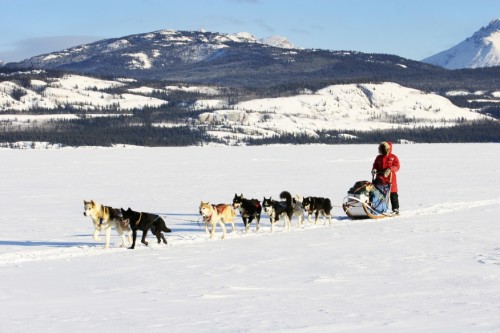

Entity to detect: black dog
[302,196,333,225]
[120,208,172,249]
[232,194,262,231]
[262,191,293,232]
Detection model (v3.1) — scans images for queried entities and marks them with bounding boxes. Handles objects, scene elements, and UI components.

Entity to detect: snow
[30,79,47,87]
[0,144,500,332]
[446,90,472,97]
[128,86,167,95]
[55,74,124,91]
[259,36,295,49]
[191,99,228,110]
[105,39,130,52]
[124,52,153,69]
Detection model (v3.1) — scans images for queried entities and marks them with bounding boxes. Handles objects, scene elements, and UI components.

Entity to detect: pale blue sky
[0,0,499,63]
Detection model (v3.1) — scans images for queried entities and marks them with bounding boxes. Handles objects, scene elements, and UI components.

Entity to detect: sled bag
[370,184,390,214]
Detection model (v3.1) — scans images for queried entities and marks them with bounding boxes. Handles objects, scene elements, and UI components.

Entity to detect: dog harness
[134,212,143,226]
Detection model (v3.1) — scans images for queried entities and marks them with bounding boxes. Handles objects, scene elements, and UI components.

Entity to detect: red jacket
[372,141,400,193]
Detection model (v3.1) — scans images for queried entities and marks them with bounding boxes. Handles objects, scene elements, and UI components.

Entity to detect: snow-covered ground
[1,144,499,332]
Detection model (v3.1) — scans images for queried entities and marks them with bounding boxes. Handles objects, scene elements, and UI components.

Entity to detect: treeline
[0,117,208,147]
[2,118,498,147]
[246,121,500,145]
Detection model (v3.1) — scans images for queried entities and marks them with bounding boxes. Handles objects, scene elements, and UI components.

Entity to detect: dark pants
[390,193,399,210]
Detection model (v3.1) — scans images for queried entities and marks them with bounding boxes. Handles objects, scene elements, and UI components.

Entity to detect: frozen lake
[1,144,499,332]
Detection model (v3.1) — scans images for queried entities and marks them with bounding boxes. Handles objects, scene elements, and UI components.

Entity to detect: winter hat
[378,141,390,155]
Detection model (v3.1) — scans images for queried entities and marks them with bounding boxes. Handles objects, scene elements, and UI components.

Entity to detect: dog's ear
[90,200,95,207]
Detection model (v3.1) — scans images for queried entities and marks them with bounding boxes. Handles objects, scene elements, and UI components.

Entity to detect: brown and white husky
[199,201,237,239]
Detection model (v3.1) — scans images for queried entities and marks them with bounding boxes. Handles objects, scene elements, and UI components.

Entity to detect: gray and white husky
[83,200,132,249]
[292,194,306,226]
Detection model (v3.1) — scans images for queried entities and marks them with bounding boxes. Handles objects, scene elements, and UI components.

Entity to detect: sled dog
[83,200,131,249]
[232,194,262,231]
[120,208,171,249]
[262,191,293,232]
[199,201,236,239]
[292,194,306,226]
[302,196,333,225]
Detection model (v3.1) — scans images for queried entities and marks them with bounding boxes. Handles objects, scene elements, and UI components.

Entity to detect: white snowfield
[0,144,499,332]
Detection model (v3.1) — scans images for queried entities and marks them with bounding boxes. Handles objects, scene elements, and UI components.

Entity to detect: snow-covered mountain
[5,28,437,87]
[258,35,294,49]
[423,18,500,69]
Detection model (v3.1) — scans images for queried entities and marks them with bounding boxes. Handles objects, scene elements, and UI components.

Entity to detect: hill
[3,29,458,88]
[1,70,499,146]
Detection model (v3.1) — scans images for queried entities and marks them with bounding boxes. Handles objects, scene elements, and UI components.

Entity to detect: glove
[383,168,391,177]
[371,169,377,176]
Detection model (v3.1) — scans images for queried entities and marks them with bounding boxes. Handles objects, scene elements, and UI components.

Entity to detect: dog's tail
[280,191,292,209]
[159,217,172,233]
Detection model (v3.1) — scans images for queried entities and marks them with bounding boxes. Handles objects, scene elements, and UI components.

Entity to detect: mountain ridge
[5,28,445,88]
[422,18,500,69]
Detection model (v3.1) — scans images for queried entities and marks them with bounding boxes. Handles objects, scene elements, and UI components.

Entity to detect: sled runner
[342,180,396,220]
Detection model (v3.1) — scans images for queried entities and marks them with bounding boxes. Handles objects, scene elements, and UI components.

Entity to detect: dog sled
[342,180,396,220]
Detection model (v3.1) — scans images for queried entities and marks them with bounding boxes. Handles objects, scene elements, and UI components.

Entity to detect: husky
[120,208,171,249]
[199,201,237,239]
[292,194,306,226]
[83,200,131,249]
[302,196,333,225]
[232,194,262,231]
[262,191,293,232]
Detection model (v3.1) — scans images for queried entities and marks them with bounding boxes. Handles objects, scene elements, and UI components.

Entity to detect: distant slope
[0,73,167,111]
[5,29,444,88]
[423,19,500,69]
[198,82,491,142]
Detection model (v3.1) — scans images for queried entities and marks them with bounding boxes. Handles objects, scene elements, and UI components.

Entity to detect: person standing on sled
[372,141,400,214]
